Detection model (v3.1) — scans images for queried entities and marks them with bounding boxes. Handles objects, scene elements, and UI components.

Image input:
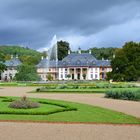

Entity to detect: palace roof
[4,57,22,67]
[37,53,111,68]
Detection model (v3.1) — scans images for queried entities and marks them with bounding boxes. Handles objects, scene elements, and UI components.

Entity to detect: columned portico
[68,67,88,80]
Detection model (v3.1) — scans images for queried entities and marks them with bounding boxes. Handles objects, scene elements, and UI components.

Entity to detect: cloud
[0,0,140,50]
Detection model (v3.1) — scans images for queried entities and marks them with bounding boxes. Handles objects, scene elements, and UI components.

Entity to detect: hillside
[0,46,42,64]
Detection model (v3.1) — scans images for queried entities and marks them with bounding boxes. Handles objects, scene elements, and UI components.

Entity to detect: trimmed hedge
[0,97,77,115]
[105,89,140,101]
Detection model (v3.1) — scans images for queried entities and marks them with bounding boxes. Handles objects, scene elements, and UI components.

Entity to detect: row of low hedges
[36,83,136,90]
[105,89,140,101]
[36,88,106,93]
[0,81,137,88]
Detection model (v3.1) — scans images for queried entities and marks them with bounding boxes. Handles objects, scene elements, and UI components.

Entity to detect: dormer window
[63,61,66,65]
[92,61,96,65]
[77,60,81,65]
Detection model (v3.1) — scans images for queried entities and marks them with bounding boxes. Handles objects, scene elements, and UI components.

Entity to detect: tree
[88,47,117,60]
[67,74,71,80]
[20,55,41,65]
[0,45,42,64]
[0,54,7,78]
[47,74,53,81]
[82,74,86,79]
[15,64,40,81]
[57,40,70,60]
[108,41,140,81]
[0,63,7,75]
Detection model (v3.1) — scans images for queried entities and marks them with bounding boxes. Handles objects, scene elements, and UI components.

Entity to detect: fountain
[46,35,58,80]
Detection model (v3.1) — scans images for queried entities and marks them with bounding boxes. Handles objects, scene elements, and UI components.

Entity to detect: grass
[0,96,140,124]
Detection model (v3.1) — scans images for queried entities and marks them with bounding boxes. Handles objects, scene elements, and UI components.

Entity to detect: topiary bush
[9,96,40,109]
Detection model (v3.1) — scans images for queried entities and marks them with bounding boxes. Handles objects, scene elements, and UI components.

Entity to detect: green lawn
[0,96,140,124]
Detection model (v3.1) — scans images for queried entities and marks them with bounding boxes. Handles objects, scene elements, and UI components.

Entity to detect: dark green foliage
[47,74,53,81]
[15,64,40,81]
[67,74,71,79]
[0,62,7,75]
[86,47,117,60]
[108,41,140,81]
[105,89,140,101]
[57,40,70,60]
[0,53,5,62]
[82,74,86,79]
[9,96,40,109]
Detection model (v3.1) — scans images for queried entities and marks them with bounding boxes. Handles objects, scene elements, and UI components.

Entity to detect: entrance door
[72,74,74,80]
[77,74,80,80]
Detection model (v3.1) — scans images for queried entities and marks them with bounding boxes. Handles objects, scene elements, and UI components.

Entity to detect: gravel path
[0,86,140,140]
[0,122,140,140]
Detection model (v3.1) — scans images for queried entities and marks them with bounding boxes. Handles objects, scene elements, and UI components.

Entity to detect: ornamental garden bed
[0,96,140,124]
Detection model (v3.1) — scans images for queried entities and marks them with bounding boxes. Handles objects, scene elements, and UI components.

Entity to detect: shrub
[105,89,140,101]
[36,88,41,92]
[9,96,40,109]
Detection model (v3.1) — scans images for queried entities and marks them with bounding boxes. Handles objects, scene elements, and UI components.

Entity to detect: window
[91,74,93,79]
[65,74,67,78]
[65,69,67,72]
[61,74,63,79]
[95,74,98,79]
[95,68,98,73]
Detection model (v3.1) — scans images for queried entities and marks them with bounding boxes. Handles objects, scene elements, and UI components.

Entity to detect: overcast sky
[0,0,140,51]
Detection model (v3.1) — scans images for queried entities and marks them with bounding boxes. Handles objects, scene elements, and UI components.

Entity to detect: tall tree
[0,53,7,79]
[15,64,40,81]
[0,63,7,76]
[57,40,70,60]
[107,41,140,81]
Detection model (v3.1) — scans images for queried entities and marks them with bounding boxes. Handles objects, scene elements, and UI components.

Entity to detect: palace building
[37,49,112,81]
[0,49,112,81]
[1,55,22,81]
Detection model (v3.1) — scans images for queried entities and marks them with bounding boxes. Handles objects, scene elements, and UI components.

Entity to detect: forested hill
[0,45,118,64]
[83,47,118,60]
[0,45,42,64]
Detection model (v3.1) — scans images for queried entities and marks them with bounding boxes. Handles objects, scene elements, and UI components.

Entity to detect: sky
[0,0,140,51]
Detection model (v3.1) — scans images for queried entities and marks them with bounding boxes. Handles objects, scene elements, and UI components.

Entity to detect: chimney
[68,50,71,55]
[46,56,48,60]
[102,57,104,60]
[78,47,81,54]
[16,55,18,59]
[11,55,13,59]
[41,56,44,60]
[89,50,92,54]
